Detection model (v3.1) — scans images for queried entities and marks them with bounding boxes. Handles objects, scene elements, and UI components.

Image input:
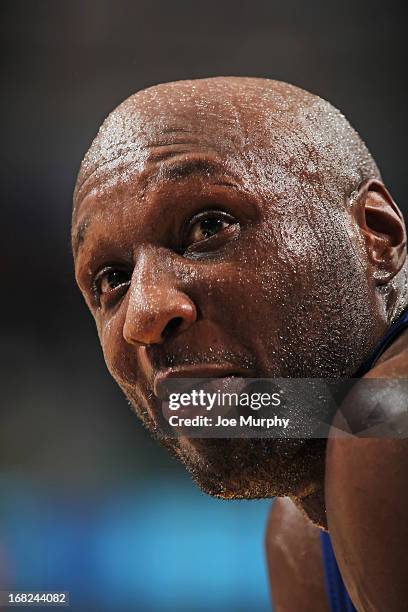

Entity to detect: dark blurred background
[0,1,406,610]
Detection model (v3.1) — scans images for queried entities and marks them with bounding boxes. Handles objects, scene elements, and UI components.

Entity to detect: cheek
[189,235,288,359]
[97,309,139,387]
[256,210,367,307]
[218,211,374,375]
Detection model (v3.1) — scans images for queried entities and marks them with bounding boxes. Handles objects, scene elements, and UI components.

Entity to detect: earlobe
[353,179,407,284]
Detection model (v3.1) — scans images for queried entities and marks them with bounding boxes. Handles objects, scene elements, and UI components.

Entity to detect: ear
[352,179,407,284]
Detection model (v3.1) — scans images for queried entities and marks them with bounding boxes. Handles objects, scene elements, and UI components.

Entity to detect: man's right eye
[93,267,131,299]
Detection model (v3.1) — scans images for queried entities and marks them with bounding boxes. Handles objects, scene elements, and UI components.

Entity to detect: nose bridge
[123,245,196,345]
[132,244,168,294]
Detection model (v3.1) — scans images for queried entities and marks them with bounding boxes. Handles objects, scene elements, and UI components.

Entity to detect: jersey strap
[320,531,357,612]
[354,305,408,377]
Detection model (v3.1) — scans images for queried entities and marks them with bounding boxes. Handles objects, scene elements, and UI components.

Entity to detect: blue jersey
[321,306,408,611]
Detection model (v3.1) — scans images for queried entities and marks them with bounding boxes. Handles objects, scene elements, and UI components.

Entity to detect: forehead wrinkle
[74,154,125,206]
[143,151,241,188]
[74,129,223,210]
[72,213,91,258]
[146,126,204,145]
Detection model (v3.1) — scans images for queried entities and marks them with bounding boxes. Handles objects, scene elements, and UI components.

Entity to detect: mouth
[153,365,255,436]
[153,363,255,398]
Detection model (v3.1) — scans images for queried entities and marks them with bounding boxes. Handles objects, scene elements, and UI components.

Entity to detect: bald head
[74,77,380,213]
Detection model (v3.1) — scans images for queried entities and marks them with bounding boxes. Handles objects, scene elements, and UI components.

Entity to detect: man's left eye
[183,210,239,251]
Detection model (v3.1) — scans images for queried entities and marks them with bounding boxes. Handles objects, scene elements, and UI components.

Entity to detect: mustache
[146,345,256,372]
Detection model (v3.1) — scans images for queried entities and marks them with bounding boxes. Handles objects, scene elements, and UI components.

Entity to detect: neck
[289,438,327,528]
[293,485,327,529]
[385,260,408,323]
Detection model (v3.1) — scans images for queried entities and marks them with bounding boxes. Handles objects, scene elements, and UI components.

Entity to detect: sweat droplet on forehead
[73,77,381,212]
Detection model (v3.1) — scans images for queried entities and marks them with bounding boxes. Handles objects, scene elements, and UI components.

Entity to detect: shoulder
[325,436,408,610]
[324,327,408,611]
[265,497,329,612]
[334,327,408,437]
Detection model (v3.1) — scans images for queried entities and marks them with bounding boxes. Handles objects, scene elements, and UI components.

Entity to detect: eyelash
[181,209,239,252]
[92,267,131,303]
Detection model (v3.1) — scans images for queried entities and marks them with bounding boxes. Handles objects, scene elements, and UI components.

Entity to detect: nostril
[162,317,184,339]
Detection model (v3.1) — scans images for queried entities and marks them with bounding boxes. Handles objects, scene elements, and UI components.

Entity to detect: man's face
[73,81,383,498]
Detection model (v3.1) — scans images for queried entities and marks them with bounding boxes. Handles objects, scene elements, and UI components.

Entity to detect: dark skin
[265,497,330,612]
[266,330,408,612]
[73,77,408,610]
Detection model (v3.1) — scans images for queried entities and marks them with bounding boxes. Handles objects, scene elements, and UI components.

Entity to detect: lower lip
[159,375,249,424]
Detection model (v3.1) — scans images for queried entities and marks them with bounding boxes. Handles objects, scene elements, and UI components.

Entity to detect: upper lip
[153,363,255,397]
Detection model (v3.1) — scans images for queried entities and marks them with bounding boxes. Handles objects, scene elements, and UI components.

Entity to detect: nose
[123,249,197,346]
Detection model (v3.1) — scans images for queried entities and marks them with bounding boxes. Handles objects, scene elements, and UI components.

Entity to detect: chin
[164,436,325,500]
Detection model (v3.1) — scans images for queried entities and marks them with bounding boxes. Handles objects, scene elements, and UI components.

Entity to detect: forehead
[74,80,316,208]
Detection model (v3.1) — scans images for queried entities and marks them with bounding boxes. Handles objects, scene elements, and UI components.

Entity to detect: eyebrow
[72,157,239,257]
